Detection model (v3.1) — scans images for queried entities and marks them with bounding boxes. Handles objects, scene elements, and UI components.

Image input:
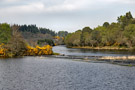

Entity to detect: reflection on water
[53,45,135,56]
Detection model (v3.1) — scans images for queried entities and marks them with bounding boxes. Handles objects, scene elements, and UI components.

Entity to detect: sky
[0,0,135,32]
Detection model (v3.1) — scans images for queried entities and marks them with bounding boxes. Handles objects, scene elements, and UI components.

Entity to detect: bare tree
[5,25,27,57]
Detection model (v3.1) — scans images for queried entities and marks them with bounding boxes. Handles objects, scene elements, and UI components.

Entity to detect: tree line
[0,24,54,57]
[0,23,68,57]
[15,24,56,36]
[65,12,135,48]
[10,24,68,46]
[18,24,68,37]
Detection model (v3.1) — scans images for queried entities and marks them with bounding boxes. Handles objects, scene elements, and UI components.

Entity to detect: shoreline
[45,55,135,66]
[70,46,134,50]
[1,54,135,66]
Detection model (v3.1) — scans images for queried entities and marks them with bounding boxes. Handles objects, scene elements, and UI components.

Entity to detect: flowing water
[0,46,135,90]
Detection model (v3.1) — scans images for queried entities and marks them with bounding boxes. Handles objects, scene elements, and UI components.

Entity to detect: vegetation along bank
[0,23,68,57]
[65,12,135,50]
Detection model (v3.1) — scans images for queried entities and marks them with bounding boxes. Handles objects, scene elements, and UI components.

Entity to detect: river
[53,45,135,56]
[0,46,135,90]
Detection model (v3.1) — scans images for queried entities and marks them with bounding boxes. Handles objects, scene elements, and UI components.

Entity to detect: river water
[0,46,135,90]
[53,45,135,56]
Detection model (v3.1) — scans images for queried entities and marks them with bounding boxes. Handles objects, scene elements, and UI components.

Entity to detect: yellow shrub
[0,44,53,57]
[0,43,6,56]
[26,45,53,56]
[54,36,60,40]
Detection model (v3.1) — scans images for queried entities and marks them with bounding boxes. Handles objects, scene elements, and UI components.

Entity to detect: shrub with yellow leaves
[0,43,6,57]
[26,45,53,56]
[0,44,53,57]
[54,36,60,40]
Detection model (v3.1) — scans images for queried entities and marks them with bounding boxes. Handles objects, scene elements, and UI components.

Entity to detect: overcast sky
[0,0,135,32]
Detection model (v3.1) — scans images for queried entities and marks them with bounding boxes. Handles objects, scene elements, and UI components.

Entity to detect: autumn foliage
[54,36,61,40]
[0,44,53,57]
[26,45,53,56]
[0,44,6,57]
[0,24,53,58]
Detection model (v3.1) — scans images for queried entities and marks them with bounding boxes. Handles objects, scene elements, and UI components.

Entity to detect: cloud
[0,2,45,14]
[1,0,22,3]
[1,0,135,14]
[7,0,19,2]
[0,0,88,14]
[99,0,135,4]
[0,0,135,32]
[45,0,89,12]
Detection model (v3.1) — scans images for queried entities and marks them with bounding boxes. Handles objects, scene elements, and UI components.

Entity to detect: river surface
[53,45,135,56]
[0,46,135,90]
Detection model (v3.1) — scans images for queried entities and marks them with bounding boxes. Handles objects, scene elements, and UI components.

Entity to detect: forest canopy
[65,12,135,48]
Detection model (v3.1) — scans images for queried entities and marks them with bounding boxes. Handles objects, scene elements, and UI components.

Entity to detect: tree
[39,28,56,36]
[80,27,92,46]
[94,26,107,46]
[117,11,133,29]
[126,11,133,19]
[5,25,27,57]
[37,39,55,46]
[131,19,135,24]
[64,11,135,48]
[82,27,92,33]
[58,31,68,37]
[0,23,12,44]
[123,24,135,47]
[91,30,101,46]
[65,30,82,47]
[103,22,109,27]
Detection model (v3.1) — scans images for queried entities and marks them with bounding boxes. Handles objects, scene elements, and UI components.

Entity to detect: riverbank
[71,46,133,50]
[52,45,135,66]
[45,55,135,66]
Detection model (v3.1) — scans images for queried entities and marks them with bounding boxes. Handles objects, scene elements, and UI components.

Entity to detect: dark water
[0,57,135,90]
[53,45,135,56]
